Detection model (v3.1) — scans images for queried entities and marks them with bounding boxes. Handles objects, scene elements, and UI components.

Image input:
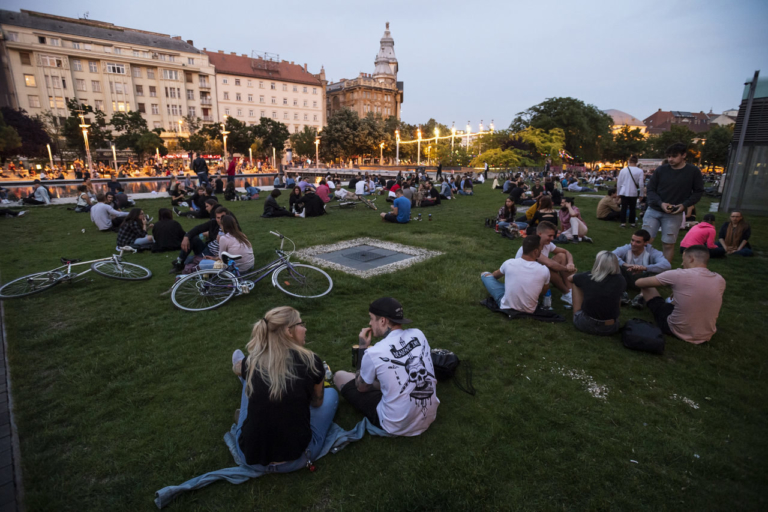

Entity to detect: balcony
[200,97,212,105]
[199,80,211,89]
[202,115,214,122]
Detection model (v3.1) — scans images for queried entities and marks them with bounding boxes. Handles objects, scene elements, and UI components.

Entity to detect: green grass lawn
[1,185,767,511]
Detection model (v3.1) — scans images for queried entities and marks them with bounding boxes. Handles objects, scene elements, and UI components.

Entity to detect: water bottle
[543,289,552,309]
[418,213,422,221]
[428,214,432,221]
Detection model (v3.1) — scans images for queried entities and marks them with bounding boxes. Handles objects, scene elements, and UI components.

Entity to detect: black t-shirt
[532,185,544,197]
[529,210,558,228]
[151,219,185,252]
[510,187,525,203]
[572,272,626,320]
[239,352,323,466]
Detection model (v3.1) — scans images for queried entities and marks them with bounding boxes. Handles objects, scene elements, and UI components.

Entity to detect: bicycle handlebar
[118,246,137,254]
[270,231,284,239]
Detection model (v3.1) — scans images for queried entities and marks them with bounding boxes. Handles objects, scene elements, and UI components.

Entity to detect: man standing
[333,298,439,436]
[643,143,704,263]
[616,155,644,228]
[597,188,622,221]
[515,221,576,305]
[436,161,443,180]
[192,153,209,185]
[612,229,671,306]
[635,245,726,344]
[481,235,550,313]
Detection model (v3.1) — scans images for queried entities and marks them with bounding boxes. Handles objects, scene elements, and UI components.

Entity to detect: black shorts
[383,213,399,223]
[340,380,382,428]
[647,296,675,336]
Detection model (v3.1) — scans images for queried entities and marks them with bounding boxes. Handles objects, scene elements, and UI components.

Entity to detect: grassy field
[1,183,766,511]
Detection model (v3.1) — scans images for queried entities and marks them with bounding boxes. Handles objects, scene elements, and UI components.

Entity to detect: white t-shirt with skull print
[360,328,439,436]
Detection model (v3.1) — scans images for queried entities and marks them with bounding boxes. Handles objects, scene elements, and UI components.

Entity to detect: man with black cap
[333,298,439,436]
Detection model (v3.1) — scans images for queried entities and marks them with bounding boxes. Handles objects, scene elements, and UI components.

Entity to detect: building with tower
[325,22,404,120]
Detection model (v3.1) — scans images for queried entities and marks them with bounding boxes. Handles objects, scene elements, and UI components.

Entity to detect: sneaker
[173,207,181,217]
[665,296,673,304]
[621,291,630,306]
[582,236,593,244]
[620,224,626,228]
[298,209,306,218]
[630,224,636,228]
[631,294,645,309]
[561,291,573,305]
[232,349,245,367]
[17,211,26,217]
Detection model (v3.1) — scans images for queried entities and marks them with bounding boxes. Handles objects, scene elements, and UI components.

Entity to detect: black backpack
[431,349,476,395]
[622,318,665,355]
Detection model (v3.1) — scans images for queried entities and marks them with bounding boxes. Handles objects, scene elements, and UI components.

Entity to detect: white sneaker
[17,211,26,216]
[232,349,245,366]
[561,291,573,305]
[298,209,306,218]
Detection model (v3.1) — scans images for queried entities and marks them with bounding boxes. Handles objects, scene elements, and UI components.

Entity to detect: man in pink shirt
[635,245,726,344]
[680,214,725,258]
[315,180,331,203]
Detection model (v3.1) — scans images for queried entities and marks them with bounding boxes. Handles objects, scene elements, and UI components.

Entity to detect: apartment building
[0,9,218,140]
[205,50,326,133]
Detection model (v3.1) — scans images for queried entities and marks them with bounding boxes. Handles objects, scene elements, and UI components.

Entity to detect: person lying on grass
[481,235,550,314]
[230,306,338,469]
[568,251,626,336]
[515,221,576,306]
[333,298,439,436]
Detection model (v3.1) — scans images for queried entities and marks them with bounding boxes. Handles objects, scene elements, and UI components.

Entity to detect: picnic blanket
[480,296,565,323]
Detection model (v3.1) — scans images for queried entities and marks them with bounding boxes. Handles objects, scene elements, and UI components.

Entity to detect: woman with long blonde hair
[567,251,625,336]
[230,306,338,469]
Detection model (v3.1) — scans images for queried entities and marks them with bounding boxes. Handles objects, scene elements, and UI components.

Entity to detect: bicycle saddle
[60,257,81,264]
[220,251,242,263]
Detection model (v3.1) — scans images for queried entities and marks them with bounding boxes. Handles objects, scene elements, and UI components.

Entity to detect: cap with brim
[369,297,411,324]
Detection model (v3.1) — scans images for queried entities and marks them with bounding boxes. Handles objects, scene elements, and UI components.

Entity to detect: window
[303,100,308,107]
[114,82,124,94]
[112,101,127,112]
[171,105,180,115]
[135,85,144,96]
[49,38,60,47]
[151,104,159,114]
[147,69,155,79]
[38,36,46,44]
[222,78,229,85]
[88,61,98,73]
[259,81,264,89]
[137,103,146,113]
[237,108,243,116]
[55,97,65,109]
[283,112,288,119]
[142,51,150,58]
[249,109,254,117]
[313,115,318,121]
[225,108,230,115]
[303,87,307,93]
[236,93,242,101]
[259,95,264,103]
[247,80,252,87]
[28,95,40,108]
[248,94,253,102]
[235,79,241,86]
[166,87,178,98]
[304,114,308,121]
[76,79,86,91]
[293,99,298,106]
[272,111,277,119]
[106,62,126,74]
[133,50,140,57]
[91,80,102,92]
[313,101,317,108]
[260,110,265,117]
[114,48,122,55]
[188,106,196,117]
[103,46,112,53]
[51,76,62,88]
[295,126,300,133]
[159,54,167,61]
[313,87,317,94]
[95,100,104,111]
[223,92,229,100]
[84,43,92,51]
[149,86,157,97]
[188,57,194,65]
[6,32,19,42]
[40,55,64,68]
[282,84,287,91]
[133,67,142,78]
[20,52,31,65]
[271,97,276,104]
[293,85,298,92]
[187,89,194,100]
[270,82,276,90]
[71,59,82,71]
[283,98,287,105]
[294,113,298,120]
[162,69,179,80]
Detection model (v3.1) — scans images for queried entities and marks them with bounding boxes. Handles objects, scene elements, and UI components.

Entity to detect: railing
[199,81,211,88]
[202,115,214,122]
[200,98,212,105]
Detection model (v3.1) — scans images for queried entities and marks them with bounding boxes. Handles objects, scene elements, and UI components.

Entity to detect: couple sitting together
[228,298,438,472]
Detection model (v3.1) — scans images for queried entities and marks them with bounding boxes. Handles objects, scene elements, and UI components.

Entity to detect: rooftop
[204,51,321,86]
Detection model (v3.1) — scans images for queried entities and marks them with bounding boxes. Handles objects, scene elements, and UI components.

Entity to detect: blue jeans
[715,242,753,256]
[458,190,473,195]
[497,221,510,230]
[245,186,260,196]
[234,380,339,466]
[198,259,216,270]
[481,272,505,306]
[197,173,208,185]
[133,236,153,249]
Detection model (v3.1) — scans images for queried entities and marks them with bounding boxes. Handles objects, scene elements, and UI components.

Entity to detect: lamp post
[315,137,320,170]
[221,116,229,167]
[46,143,54,171]
[272,147,276,169]
[466,121,471,157]
[380,142,384,165]
[395,130,400,164]
[249,147,253,167]
[451,122,455,166]
[111,144,118,172]
[427,145,432,166]
[417,129,422,166]
[77,111,93,173]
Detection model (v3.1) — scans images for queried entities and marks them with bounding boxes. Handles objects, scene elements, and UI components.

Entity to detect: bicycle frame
[47,250,129,281]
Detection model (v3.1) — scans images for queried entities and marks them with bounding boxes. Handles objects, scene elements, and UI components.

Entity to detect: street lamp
[221,119,230,167]
[75,110,93,173]
[427,145,432,166]
[466,121,471,155]
[451,122,456,165]
[395,130,400,164]
[380,142,384,165]
[490,119,494,132]
[417,129,422,166]
[315,136,320,170]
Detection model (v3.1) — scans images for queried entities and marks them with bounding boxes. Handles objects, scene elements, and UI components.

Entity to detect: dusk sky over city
[2,0,767,126]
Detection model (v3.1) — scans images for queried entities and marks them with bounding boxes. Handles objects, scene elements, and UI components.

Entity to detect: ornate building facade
[326,22,403,120]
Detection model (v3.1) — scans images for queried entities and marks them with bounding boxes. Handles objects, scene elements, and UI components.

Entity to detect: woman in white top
[616,155,645,227]
[198,215,255,272]
[74,184,95,213]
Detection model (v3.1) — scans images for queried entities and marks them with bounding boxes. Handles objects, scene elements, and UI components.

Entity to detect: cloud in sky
[5,0,767,127]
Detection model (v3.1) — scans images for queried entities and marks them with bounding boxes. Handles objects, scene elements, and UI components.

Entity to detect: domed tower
[373,22,398,84]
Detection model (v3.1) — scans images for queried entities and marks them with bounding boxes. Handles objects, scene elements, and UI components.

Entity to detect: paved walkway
[0,300,22,512]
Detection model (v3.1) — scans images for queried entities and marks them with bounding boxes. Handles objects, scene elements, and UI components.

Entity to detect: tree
[289,126,318,159]
[179,133,207,154]
[36,110,67,163]
[134,132,167,161]
[252,118,290,158]
[0,107,51,158]
[320,108,361,161]
[701,125,733,169]
[517,127,565,164]
[470,148,523,168]
[62,100,111,156]
[0,111,21,156]
[512,97,612,164]
[645,124,697,159]
[220,116,253,155]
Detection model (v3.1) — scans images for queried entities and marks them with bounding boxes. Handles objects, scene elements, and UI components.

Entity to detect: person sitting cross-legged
[229,307,338,470]
[263,189,303,218]
[612,229,671,307]
[420,181,441,207]
[90,192,129,232]
[596,188,621,221]
[717,211,753,257]
[481,235,550,313]
[333,298,439,436]
[558,197,592,243]
[116,208,154,251]
[635,245,726,344]
[680,213,725,258]
[301,187,327,217]
[516,221,577,305]
[381,187,410,224]
[151,208,185,253]
[22,180,51,205]
[568,251,626,336]
[198,215,255,272]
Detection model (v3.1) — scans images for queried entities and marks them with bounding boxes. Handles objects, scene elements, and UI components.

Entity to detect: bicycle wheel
[91,261,153,281]
[0,271,64,299]
[171,269,237,311]
[272,264,333,299]
[360,197,377,210]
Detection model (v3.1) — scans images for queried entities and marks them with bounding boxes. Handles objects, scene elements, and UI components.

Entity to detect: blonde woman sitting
[568,251,626,335]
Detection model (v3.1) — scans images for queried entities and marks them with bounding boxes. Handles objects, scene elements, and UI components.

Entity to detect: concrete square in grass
[294,238,443,278]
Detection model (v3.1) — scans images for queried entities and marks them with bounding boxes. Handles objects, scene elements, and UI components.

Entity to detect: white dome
[604,109,644,126]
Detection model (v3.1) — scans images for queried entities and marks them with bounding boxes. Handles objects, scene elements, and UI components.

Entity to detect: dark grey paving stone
[314,244,413,271]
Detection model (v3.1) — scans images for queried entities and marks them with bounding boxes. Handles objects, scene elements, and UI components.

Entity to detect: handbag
[431,349,476,395]
[622,318,665,355]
